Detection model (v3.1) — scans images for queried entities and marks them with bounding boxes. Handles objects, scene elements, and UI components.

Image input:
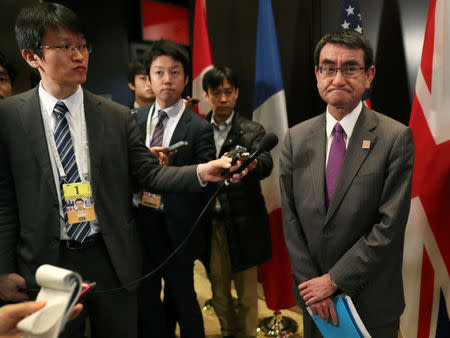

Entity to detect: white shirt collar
[326,101,362,139]
[154,98,183,119]
[38,82,83,117]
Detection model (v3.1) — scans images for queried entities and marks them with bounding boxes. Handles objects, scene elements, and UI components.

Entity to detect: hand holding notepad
[17,265,82,338]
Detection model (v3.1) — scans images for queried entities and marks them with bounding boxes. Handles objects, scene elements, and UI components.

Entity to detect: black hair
[0,51,17,85]
[144,39,190,79]
[313,29,374,68]
[75,198,84,203]
[128,59,147,84]
[202,66,239,92]
[15,2,84,57]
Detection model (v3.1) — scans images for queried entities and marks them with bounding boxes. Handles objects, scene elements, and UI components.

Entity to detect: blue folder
[306,295,371,338]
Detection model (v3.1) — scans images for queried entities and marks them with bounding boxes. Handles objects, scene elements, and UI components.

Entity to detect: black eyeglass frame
[318,65,368,78]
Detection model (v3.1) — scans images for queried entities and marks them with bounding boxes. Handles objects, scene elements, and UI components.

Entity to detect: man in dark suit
[280,29,414,337]
[0,3,243,338]
[203,66,273,338]
[134,39,215,338]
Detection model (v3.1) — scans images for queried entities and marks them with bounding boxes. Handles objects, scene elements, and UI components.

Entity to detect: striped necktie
[150,110,168,147]
[53,101,92,242]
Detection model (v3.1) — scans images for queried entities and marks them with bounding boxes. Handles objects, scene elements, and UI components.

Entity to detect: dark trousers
[59,239,138,338]
[138,254,205,338]
[137,207,205,338]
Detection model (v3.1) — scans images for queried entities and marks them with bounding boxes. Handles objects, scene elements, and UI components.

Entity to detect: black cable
[93,181,226,294]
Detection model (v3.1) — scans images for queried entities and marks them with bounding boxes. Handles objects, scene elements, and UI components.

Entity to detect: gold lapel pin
[362,140,371,149]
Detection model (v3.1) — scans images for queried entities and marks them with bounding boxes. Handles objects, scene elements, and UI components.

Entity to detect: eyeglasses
[38,43,93,55]
[319,65,368,78]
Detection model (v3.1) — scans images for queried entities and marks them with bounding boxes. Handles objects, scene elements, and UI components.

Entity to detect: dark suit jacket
[0,87,201,290]
[280,106,414,328]
[134,103,215,263]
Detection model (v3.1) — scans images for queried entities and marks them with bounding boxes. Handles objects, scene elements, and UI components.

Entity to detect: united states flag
[340,0,371,105]
[340,0,363,33]
[401,0,450,336]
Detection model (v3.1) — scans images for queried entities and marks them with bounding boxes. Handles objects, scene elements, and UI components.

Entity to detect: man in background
[128,59,155,111]
[203,66,273,338]
[0,51,16,99]
[135,39,215,338]
[280,29,414,337]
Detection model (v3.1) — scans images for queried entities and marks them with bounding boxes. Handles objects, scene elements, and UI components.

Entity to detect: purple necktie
[326,123,346,206]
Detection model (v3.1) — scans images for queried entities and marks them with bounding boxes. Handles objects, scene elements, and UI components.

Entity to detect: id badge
[62,181,97,224]
[141,192,161,209]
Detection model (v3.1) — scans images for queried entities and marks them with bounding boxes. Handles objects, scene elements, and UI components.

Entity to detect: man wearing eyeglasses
[0,3,245,338]
[280,29,414,337]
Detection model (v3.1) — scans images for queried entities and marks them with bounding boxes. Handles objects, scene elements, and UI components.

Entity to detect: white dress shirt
[145,98,185,147]
[39,83,98,239]
[211,111,234,158]
[325,101,362,167]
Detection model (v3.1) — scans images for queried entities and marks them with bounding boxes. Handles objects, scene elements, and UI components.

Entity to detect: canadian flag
[192,0,213,117]
[400,0,450,336]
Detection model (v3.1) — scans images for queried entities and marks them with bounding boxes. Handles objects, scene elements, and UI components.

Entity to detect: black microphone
[225,132,278,182]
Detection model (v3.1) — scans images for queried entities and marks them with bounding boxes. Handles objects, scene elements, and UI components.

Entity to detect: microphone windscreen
[258,133,279,152]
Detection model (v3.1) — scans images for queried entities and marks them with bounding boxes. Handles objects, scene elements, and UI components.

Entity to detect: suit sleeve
[329,127,414,295]
[280,130,321,289]
[0,144,19,274]
[127,113,202,193]
[192,121,216,164]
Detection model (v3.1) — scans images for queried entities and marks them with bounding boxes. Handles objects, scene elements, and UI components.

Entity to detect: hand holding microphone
[224,132,278,184]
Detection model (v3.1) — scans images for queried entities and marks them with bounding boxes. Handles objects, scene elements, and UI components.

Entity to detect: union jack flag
[401,0,450,336]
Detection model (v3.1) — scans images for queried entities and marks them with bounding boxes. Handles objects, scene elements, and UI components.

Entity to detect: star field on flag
[340,0,363,33]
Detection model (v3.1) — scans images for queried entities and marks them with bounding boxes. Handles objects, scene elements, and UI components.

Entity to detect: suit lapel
[18,88,58,201]
[169,107,190,146]
[305,115,328,220]
[83,91,104,194]
[135,104,153,136]
[325,106,378,224]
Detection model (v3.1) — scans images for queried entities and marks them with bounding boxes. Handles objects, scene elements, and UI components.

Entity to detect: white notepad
[17,264,82,338]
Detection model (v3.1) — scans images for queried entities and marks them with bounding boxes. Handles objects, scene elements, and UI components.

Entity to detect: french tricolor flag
[252,0,296,311]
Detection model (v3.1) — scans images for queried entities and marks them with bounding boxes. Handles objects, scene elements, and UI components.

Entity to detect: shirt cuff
[196,165,207,187]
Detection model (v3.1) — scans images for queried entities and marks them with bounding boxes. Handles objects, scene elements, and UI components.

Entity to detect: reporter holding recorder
[0,3,245,338]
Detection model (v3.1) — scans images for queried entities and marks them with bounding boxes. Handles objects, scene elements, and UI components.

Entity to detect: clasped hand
[298,273,338,325]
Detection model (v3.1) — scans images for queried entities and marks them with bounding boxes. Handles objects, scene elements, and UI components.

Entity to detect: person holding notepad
[280,29,414,337]
[0,3,245,338]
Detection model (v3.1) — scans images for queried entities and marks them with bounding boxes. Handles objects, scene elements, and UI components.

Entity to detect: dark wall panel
[206,0,322,126]
[0,0,38,95]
